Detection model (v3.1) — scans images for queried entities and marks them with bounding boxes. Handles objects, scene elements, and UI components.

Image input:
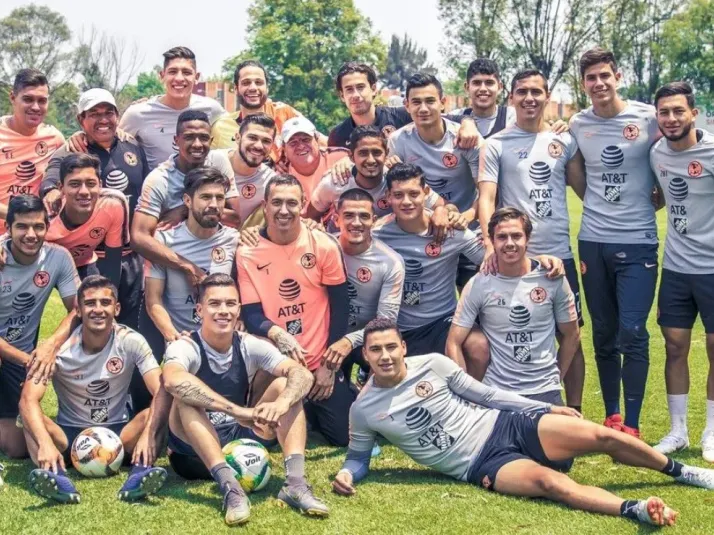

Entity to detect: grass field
[3,192,714,534]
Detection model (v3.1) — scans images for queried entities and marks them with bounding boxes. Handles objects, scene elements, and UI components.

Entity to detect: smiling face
[78,286,119,335]
[264,183,303,233]
[465,73,502,113]
[238,123,275,167]
[492,218,529,269]
[161,58,198,100]
[284,132,319,168]
[656,94,698,142]
[337,199,375,247]
[7,211,47,259]
[79,103,118,146]
[351,136,386,183]
[511,75,549,124]
[10,84,49,130]
[197,284,241,335]
[362,328,407,384]
[186,182,226,229]
[176,120,212,166]
[582,62,621,107]
[405,84,444,129]
[389,177,426,223]
[339,72,376,117]
[62,167,101,217]
[236,66,268,110]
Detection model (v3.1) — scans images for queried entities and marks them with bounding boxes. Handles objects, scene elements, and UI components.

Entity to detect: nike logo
[257,263,271,271]
[644,262,657,268]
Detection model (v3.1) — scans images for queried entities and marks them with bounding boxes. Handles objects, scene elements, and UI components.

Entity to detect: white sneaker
[675,465,714,490]
[653,432,689,455]
[701,430,714,463]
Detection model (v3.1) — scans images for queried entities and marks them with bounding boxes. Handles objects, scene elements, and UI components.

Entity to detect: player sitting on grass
[332,317,714,527]
[162,274,328,525]
[19,275,167,504]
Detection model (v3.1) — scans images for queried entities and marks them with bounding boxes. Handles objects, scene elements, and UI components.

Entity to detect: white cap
[77,88,117,114]
[281,116,316,143]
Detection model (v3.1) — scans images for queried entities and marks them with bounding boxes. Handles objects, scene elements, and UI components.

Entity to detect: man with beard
[0,69,64,222]
[649,82,714,460]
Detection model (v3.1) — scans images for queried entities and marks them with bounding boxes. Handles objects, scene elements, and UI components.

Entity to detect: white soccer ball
[222,439,271,492]
[70,427,125,477]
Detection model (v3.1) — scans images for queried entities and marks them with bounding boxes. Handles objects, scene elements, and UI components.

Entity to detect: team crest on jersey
[106,357,124,374]
[688,161,703,177]
[35,141,48,156]
[530,287,547,303]
[33,271,50,288]
[425,242,442,257]
[301,253,317,269]
[579,261,587,275]
[357,266,372,283]
[123,151,138,167]
[442,152,459,168]
[212,247,226,263]
[89,227,106,240]
[382,125,396,137]
[241,183,257,199]
[415,381,433,398]
[623,124,640,140]
[547,142,563,158]
[377,197,390,210]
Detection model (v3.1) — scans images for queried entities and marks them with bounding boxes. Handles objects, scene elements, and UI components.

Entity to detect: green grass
[3,192,714,534]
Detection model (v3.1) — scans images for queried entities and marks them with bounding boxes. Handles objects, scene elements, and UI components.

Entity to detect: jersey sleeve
[451,275,481,328]
[241,333,289,377]
[347,401,377,453]
[553,275,578,324]
[118,105,142,137]
[424,187,442,209]
[458,229,485,265]
[164,338,202,374]
[207,99,227,125]
[564,133,579,161]
[236,252,262,305]
[310,175,338,213]
[386,131,403,159]
[42,147,69,193]
[124,331,160,375]
[146,231,169,280]
[136,169,167,219]
[54,246,80,299]
[465,146,480,178]
[317,233,347,286]
[478,139,502,183]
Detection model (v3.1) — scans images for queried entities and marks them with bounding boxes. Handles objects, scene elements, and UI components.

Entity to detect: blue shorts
[523,390,564,406]
[467,411,573,491]
[657,269,714,333]
[60,422,127,464]
[402,314,453,356]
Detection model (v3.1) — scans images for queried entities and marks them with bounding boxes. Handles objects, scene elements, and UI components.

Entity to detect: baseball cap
[77,88,117,114]
[281,116,316,144]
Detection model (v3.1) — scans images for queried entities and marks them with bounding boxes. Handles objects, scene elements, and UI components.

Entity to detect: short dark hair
[238,112,276,136]
[163,46,196,69]
[337,188,375,212]
[176,110,210,135]
[510,69,549,94]
[348,125,386,151]
[488,207,533,241]
[466,58,500,83]
[199,273,237,301]
[386,163,426,189]
[78,275,118,304]
[265,174,304,200]
[233,59,269,86]
[654,81,696,110]
[363,317,402,343]
[184,166,230,197]
[579,47,618,78]
[60,153,101,184]
[13,68,49,94]
[406,72,443,100]
[6,195,48,227]
[335,62,378,93]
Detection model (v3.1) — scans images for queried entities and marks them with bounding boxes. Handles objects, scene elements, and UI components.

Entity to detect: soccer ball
[70,427,125,477]
[222,439,271,492]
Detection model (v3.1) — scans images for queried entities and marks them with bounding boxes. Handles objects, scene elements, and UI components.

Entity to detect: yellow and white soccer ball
[222,439,271,492]
[70,427,125,477]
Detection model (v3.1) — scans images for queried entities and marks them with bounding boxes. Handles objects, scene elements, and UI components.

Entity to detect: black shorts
[59,422,127,464]
[456,254,480,290]
[523,390,564,406]
[0,361,26,419]
[562,257,584,327]
[304,369,356,447]
[657,269,714,333]
[402,314,453,356]
[117,252,143,330]
[467,411,573,491]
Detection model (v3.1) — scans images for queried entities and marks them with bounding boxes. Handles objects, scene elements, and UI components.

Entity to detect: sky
[2,0,446,79]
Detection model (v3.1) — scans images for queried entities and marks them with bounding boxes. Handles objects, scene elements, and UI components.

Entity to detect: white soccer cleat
[654,433,689,455]
[701,431,714,463]
[675,465,714,490]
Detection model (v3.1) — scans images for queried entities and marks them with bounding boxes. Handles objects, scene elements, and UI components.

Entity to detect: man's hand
[301,218,324,232]
[428,206,451,244]
[252,399,291,428]
[157,205,188,231]
[132,427,157,466]
[274,154,290,174]
[66,131,88,153]
[455,119,481,150]
[43,189,63,217]
[27,341,58,384]
[536,255,565,279]
[549,120,569,135]
[37,441,65,473]
[164,330,192,343]
[239,226,261,248]
[480,247,498,275]
[116,128,134,143]
[329,157,353,186]
[384,155,402,169]
[272,329,308,367]
[183,262,208,289]
[447,210,469,230]
[332,470,356,496]
[550,406,582,418]
[309,365,334,401]
[322,337,353,371]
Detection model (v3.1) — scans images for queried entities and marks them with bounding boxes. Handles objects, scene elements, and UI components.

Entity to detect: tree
[222,0,386,132]
[76,27,143,94]
[381,34,436,90]
[117,69,164,111]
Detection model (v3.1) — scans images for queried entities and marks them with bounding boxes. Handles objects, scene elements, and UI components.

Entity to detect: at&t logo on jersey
[668,177,689,234]
[8,161,36,195]
[4,292,36,342]
[528,162,553,217]
[347,282,361,326]
[403,259,425,306]
[406,406,455,451]
[600,146,627,203]
[84,380,112,422]
[506,305,533,362]
[278,279,305,334]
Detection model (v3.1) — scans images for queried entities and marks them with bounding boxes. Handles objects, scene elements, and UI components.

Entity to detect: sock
[660,457,683,478]
[568,405,582,414]
[666,394,688,434]
[620,500,640,521]
[704,399,714,434]
[284,454,305,482]
[604,400,620,417]
[210,462,241,495]
[624,395,643,429]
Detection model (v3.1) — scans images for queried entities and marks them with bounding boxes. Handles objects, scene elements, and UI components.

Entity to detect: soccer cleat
[654,433,689,455]
[277,481,329,517]
[675,465,714,490]
[603,414,624,432]
[631,497,678,526]
[117,466,167,501]
[621,425,641,440]
[223,483,251,525]
[29,469,80,504]
[701,431,714,463]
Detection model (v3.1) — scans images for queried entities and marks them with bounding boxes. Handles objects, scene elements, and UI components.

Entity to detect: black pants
[304,370,356,447]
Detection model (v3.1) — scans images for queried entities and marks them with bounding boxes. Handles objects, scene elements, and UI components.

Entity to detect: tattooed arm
[267,326,309,367]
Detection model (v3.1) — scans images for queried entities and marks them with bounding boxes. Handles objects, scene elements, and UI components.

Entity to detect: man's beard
[238,92,267,111]
[661,121,693,142]
[194,209,221,228]
[239,145,263,168]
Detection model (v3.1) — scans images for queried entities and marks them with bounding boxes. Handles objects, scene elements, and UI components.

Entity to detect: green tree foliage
[381,34,436,90]
[222,0,386,132]
[117,69,164,111]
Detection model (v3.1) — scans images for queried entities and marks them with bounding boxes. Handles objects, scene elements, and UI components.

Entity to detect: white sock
[704,399,714,435]
[667,394,688,435]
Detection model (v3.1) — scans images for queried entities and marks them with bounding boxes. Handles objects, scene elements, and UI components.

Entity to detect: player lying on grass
[161,273,328,525]
[332,317,714,527]
[19,275,167,504]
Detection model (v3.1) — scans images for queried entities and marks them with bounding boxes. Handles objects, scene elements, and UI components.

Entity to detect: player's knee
[663,336,689,362]
[619,322,648,355]
[535,470,567,497]
[1,438,28,459]
[593,425,619,450]
[463,330,490,364]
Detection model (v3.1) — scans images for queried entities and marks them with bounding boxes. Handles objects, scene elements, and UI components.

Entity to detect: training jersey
[479,126,579,258]
[288,148,350,200]
[236,224,347,371]
[342,238,405,348]
[147,222,239,333]
[328,106,412,148]
[0,240,79,353]
[0,117,64,218]
[230,160,277,225]
[453,263,577,395]
[46,190,129,267]
[388,119,480,220]
[348,355,549,481]
[135,151,237,220]
[53,324,159,426]
[451,106,517,138]
[372,212,484,330]
[650,129,714,274]
[119,94,225,170]
[570,101,660,244]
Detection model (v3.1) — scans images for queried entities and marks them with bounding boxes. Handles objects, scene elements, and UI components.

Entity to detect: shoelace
[222,485,246,511]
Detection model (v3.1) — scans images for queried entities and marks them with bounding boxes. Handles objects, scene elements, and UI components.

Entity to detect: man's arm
[556,320,580,379]
[251,358,314,428]
[28,295,78,384]
[326,281,349,346]
[19,379,65,472]
[445,324,471,371]
[477,139,501,254]
[0,338,32,367]
[446,277,479,370]
[144,277,183,341]
[565,150,586,200]
[332,404,376,496]
[132,367,172,466]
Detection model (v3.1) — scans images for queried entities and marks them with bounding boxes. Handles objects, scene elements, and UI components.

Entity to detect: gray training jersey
[228,158,277,223]
[342,238,405,348]
[480,126,578,258]
[452,265,577,395]
[136,152,237,220]
[570,101,660,244]
[0,241,79,353]
[451,106,517,137]
[119,94,226,170]
[372,212,484,330]
[54,324,159,426]
[388,120,480,219]
[650,129,714,274]
[147,222,240,332]
[348,355,549,481]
